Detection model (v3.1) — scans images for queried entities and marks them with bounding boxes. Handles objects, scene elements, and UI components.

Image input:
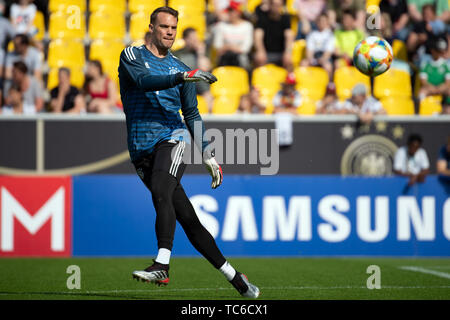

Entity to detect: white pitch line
[1,285,450,296]
[399,266,450,280]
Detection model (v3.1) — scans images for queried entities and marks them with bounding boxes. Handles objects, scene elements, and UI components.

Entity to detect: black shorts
[133,140,187,184]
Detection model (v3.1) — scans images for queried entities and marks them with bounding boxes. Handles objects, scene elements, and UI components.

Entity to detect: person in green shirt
[419,37,450,105]
[334,9,366,68]
[408,0,450,23]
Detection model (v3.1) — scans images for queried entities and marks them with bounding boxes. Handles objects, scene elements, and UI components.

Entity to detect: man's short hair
[14,33,30,46]
[351,83,367,96]
[182,27,196,39]
[422,3,436,13]
[59,67,71,76]
[342,9,355,18]
[150,6,179,25]
[407,133,423,145]
[13,61,28,74]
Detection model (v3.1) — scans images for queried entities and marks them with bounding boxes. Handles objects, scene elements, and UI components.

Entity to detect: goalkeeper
[118,6,259,298]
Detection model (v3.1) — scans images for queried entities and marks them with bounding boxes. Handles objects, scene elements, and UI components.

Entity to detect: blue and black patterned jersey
[118,45,208,162]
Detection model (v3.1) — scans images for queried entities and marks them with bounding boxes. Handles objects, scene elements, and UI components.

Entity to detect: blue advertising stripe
[72,175,450,257]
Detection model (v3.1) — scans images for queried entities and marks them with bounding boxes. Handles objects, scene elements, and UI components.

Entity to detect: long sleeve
[118,47,184,91]
[180,81,209,154]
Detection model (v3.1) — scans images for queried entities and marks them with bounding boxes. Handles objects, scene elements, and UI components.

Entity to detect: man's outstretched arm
[119,47,217,92]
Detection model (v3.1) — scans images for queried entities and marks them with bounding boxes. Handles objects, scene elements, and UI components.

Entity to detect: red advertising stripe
[0,176,72,257]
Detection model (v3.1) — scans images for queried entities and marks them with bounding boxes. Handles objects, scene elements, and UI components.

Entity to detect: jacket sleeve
[118,47,184,91]
[180,81,209,155]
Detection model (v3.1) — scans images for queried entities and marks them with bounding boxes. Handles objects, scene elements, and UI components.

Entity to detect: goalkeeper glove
[183,69,217,84]
[203,154,223,189]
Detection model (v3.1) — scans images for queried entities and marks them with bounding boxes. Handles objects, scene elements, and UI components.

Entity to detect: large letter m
[1,187,65,252]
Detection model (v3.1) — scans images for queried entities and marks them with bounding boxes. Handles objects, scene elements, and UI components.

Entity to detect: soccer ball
[353,36,393,77]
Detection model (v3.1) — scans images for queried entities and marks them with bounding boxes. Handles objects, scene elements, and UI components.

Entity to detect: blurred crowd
[0,0,448,116]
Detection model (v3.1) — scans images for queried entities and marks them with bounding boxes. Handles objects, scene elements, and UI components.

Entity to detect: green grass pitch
[0,257,449,300]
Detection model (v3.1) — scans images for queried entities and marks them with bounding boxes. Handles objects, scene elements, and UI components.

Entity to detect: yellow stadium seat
[261,94,274,114]
[211,66,249,97]
[334,66,371,101]
[47,67,85,90]
[171,39,186,51]
[292,40,306,68]
[49,11,86,39]
[294,66,329,100]
[130,12,149,41]
[102,63,120,89]
[89,10,126,40]
[33,10,45,41]
[286,0,297,15]
[374,68,412,99]
[252,64,288,98]
[392,39,408,61]
[169,0,206,14]
[48,39,85,69]
[129,0,165,14]
[366,0,381,9]
[381,97,415,115]
[89,0,126,13]
[291,16,299,38]
[419,95,443,115]
[298,97,318,115]
[196,95,209,114]
[212,95,241,114]
[49,0,86,13]
[247,0,262,12]
[89,39,124,70]
[176,11,206,40]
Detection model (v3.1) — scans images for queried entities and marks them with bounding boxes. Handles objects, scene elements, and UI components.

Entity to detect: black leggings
[145,170,226,269]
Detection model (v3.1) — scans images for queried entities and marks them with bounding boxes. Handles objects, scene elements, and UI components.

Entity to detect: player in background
[118,6,259,299]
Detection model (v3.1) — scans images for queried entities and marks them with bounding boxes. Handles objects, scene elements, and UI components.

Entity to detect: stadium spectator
[436,135,450,178]
[272,72,302,114]
[252,0,270,24]
[301,13,334,79]
[1,84,23,114]
[326,0,366,31]
[407,4,448,59]
[407,0,450,23]
[173,28,213,114]
[213,1,253,70]
[334,10,366,69]
[379,0,410,41]
[254,0,294,69]
[213,0,247,22]
[9,0,37,36]
[237,85,266,113]
[4,33,42,81]
[83,60,120,114]
[293,0,326,40]
[418,37,450,105]
[393,133,430,186]
[0,0,15,80]
[316,82,341,114]
[3,61,43,114]
[49,67,86,114]
[338,83,386,123]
